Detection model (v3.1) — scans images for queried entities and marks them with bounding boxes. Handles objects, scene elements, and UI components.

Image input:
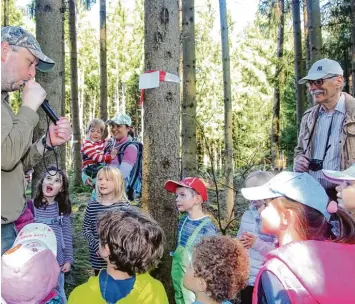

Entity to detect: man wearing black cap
[1,26,72,253]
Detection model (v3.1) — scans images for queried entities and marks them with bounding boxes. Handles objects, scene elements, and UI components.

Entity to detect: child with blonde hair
[81,118,118,182]
[237,171,277,304]
[83,166,130,275]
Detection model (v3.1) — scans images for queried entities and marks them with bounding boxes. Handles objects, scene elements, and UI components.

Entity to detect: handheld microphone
[41,99,59,124]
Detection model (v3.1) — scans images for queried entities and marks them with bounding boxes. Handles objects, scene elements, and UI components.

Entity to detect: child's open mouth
[46,186,53,192]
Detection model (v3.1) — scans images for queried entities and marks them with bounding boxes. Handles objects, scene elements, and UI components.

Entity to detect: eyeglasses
[306,75,339,88]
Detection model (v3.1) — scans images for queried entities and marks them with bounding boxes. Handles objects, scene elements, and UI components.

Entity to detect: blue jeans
[57,271,67,303]
[1,223,17,254]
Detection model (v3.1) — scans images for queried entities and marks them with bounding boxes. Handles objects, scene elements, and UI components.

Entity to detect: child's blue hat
[241,171,331,221]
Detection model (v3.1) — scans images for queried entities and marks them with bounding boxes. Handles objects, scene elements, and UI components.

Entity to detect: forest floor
[63,179,249,302]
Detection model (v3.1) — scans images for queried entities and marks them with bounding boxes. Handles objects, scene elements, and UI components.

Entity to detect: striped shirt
[81,138,112,169]
[34,202,73,266]
[177,215,217,248]
[310,94,345,189]
[82,199,131,270]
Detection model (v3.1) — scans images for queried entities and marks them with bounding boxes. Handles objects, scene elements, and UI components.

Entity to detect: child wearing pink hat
[165,177,217,304]
[1,223,63,304]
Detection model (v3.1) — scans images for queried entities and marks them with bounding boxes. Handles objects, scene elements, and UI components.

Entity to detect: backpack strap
[27,199,35,216]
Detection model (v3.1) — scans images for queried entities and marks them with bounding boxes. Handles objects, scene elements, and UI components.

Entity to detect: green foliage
[2,0,23,26]
[322,0,352,92]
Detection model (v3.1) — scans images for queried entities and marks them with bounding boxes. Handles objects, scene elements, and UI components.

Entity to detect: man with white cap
[1,26,72,254]
[293,58,355,200]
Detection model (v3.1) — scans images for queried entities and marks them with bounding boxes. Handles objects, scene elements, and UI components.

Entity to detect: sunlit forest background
[3,0,354,301]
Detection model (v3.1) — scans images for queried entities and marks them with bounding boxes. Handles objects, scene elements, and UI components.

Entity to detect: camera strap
[322,114,335,160]
[305,106,334,161]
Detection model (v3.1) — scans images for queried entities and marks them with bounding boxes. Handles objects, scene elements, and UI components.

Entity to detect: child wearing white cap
[323,164,355,215]
[241,171,355,304]
[1,223,63,304]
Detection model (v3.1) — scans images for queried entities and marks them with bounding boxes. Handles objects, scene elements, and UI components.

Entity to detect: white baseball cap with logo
[241,171,331,221]
[1,223,60,304]
[298,58,343,84]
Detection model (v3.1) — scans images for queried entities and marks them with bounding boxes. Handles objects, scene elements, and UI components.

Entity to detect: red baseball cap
[164,177,208,201]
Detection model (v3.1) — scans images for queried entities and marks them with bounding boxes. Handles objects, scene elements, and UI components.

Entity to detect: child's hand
[243,232,256,248]
[240,232,256,249]
[62,262,71,273]
[110,149,118,158]
[85,177,94,187]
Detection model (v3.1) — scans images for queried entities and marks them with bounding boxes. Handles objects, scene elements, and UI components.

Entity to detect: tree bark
[33,0,66,192]
[219,0,234,220]
[307,0,322,64]
[100,0,108,121]
[271,0,284,170]
[3,0,9,26]
[69,0,82,186]
[143,0,180,301]
[303,0,312,107]
[291,0,305,130]
[181,0,197,177]
[351,0,355,95]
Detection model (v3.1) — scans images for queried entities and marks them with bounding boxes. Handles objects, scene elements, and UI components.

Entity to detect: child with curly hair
[183,235,249,304]
[69,208,168,303]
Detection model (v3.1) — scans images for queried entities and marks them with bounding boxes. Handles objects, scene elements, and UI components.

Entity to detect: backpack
[117,141,143,201]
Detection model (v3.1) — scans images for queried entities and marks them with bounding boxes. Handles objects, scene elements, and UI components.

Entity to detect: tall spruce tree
[181,0,197,177]
[33,0,66,191]
[143,0,180,300]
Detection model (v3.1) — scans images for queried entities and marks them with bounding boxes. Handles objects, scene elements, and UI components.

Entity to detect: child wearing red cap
[165,177,217,304]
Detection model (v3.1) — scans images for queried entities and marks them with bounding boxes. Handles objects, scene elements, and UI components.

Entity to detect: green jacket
[68,272,169,304]
[1,92,44,224]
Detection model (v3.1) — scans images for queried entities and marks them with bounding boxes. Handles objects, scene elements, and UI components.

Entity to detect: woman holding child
[82,113,140,200]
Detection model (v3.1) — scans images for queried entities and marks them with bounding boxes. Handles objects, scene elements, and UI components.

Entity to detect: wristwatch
[42,136,55,151]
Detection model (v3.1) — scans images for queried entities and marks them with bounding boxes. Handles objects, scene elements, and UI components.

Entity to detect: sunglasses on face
[306,75,338,88]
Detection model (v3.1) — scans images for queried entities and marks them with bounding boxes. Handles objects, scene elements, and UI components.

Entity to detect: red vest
[253,240,355,304]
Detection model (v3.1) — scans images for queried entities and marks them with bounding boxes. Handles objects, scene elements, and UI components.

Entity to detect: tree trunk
[291,0,305,130]
[351,0,355,95]
[143,0,180,301]
[181,0,197,177]
[219,0,234,220]
[303,0,312,107]
[344,47,350,94]
[307,0,322,64]
[33,0,66,192]
[271,0,284,170]
[68,0,82,186]
[100,0,108,121]
[3,0,9,26]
